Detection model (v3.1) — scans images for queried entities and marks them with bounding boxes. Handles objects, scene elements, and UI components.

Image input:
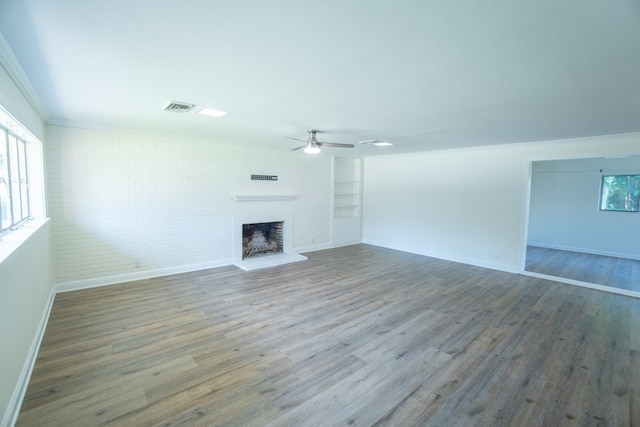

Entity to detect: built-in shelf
[233,195,296,201]
[333,158,361,219]
[332,157,362,245]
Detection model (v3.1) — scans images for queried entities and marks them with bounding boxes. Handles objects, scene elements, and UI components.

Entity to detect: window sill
[0,218,50,274]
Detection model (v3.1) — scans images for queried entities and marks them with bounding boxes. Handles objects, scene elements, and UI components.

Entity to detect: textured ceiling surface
[1,1,639,156]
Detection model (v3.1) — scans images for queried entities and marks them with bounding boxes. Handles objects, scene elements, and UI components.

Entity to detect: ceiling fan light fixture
[289,129,354,153]
[304,145,321,154]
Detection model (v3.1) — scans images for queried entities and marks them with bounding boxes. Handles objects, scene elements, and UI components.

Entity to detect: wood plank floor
[17,244,640,426]
[526,245,640,292]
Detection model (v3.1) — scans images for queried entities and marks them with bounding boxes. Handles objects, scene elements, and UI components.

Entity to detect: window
[0,125,31,232]
[600,175,640,212]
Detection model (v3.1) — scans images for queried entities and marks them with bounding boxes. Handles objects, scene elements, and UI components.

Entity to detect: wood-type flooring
[17,244,640,426]
[526,245,640,292]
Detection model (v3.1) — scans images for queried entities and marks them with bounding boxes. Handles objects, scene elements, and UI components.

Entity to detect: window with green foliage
[600,175,640,212]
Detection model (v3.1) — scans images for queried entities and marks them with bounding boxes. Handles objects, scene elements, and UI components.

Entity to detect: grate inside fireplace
[242,221,284,259]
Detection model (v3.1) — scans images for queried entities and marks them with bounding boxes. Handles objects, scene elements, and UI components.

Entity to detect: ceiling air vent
[162,101,195,113]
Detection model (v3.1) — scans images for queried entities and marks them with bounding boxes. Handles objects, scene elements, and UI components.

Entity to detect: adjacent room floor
[18,244,640,426]
[526,245,640,293]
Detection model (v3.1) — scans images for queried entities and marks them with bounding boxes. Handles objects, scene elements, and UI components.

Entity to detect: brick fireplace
[242,221,284,259]
[232,210,306,270]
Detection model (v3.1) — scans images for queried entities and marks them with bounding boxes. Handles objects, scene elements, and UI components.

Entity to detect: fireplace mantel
[233,195,296,201]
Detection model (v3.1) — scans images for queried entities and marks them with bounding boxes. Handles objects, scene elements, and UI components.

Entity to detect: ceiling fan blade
[286,136,308,143]
[317,142,355,148]
[291,145,307,151]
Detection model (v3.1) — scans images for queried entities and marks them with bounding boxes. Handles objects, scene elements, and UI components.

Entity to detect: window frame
[0,124,32,233]
[599,174,640,213]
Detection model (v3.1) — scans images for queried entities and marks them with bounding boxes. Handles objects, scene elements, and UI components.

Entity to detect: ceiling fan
[288,129,355,154]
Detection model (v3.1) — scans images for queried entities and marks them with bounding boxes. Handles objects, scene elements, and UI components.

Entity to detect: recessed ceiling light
[197,108,229,118]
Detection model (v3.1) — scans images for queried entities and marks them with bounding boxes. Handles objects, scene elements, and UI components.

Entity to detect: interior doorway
[524,157,640,297]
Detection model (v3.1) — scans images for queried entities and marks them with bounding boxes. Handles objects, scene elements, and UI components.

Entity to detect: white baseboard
[54,258,234,293]
[521,271,640,299]
[527,242,640,261]
[296,241,366,254]
[361,239,520,274]
[360,240,640,300]
[329,241,363,250]
[3,288,56,427]
[294,242,335,254]
[53,243,363,293]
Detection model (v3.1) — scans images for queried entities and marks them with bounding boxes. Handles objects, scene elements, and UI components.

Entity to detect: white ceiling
[1,1,639,156]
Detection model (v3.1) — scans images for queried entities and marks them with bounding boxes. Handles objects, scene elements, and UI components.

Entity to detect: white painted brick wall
[45,125,332,283]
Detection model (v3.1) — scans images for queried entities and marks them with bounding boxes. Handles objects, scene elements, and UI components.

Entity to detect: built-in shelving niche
[333,157,361,218]
[332,157,362,246]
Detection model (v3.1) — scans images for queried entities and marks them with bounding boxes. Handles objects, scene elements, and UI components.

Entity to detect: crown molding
[0,32,48,120]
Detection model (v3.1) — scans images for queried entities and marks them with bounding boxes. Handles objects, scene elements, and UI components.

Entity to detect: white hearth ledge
[233,195,296,201]
[235,253,308,271]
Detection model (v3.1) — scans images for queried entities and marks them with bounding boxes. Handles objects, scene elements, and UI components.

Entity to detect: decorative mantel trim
[232,195,296,201]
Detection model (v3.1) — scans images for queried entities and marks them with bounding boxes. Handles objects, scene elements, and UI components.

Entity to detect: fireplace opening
[242,221,284,260]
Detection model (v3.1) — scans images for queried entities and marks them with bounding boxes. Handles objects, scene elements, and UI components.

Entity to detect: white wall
[0,41,53,425]
[0,222,54,426]
[528,157,640,259]
[362,133,640,273]
[46,125,333,286]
